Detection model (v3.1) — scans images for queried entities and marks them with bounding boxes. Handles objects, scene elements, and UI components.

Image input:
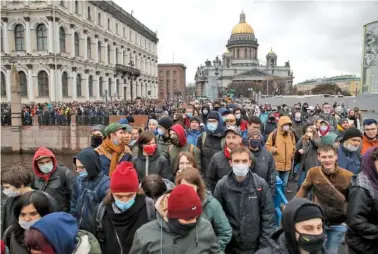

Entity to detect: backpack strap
[95,201,106,244]
[2,224,14,246]
[272,130,277,147]
[145,197,156,221]
[189,144,195,156]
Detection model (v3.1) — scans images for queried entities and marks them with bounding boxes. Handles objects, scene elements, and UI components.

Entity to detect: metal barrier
[38,115,71,126]
[274,176,288,226]
[76,115,109,126]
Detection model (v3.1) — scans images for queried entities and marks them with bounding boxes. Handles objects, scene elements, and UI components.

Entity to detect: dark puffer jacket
[205,149,231,192]
[214,171,276,253]
[133,149,171,181]
[70,149,110,231]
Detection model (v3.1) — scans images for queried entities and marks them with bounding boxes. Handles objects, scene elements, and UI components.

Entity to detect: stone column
[3,19,9,54]
[96,75,101,100]
[25,18,31,54]
[72,68,77,100]
[27,65,34,101]
[49,66,56,102]
[84,73,89,100]
[10,65,21,152]
[48,19,54,53]
[71,27,75,57]
[95,37,99,62]
[104,41,108,65]
[6,67,11,101]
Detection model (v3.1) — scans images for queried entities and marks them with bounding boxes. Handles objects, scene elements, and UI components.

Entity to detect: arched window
[87,7,91,20]
[19,71,27,97]
[87,37,91,59]
[108,78,112,96]
[1,72,6,97]
[74,32,79,56]
[76,74,82,97]
[88,75,93,97]
[74,0,79,14]
[116,79,120,96]
[59,27,66,53]
[107,44,110,64]
[14,24,25,51]
[38,71,49,97]
[97,13,101,25]
[98,41,102,62]
[62,72,68,97]
[36,24,47,51]
[99,77,103,96]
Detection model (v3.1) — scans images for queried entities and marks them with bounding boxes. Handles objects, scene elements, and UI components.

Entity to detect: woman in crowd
[296,125,321,190]
[133,131,171,181]
[175,168,232,252]
[346,146,378,254]
[2,191,55,254]
[174,151,198,178]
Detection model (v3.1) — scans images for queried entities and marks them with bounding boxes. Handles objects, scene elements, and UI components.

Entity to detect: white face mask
[282,125,290,131]
[232,163,249,177]
[19,218,40,230]
[38,162,54,174]
[203,109,209,115]
[343,142,359,152]
[235,114,241,120]
[3,188,21,198]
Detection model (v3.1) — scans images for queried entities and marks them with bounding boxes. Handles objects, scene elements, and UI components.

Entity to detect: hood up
[218,107,229,116]
[32,147,57,178]
[73,149,101,181]
[170,124,187,147]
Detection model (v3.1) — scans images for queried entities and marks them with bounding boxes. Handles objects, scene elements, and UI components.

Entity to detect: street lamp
[213,56,221,98]
[129,59,135,101]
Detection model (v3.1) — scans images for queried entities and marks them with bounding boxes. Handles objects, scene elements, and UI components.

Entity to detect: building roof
[158,63,187,69]
[231,11,254,35]
[295,75,361,86]
[237,69,269,77]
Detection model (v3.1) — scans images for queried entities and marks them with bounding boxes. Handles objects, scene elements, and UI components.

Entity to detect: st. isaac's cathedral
[195,11,294,98]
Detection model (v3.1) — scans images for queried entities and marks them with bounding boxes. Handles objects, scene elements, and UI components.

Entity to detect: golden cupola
[231,11,254,35]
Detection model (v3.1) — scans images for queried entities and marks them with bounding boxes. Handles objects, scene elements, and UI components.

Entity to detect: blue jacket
[260,112,270,124]
[98,153,132,175]
[337,145,361,174]
[187,129,203,146]
[32,212,78,254]
[70,149,110,231]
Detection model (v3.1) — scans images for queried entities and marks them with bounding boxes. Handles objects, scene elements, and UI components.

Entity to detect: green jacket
[165,143,202,173]
[130,216,220,253]
[157,135,172,158]
[202,190,232,253]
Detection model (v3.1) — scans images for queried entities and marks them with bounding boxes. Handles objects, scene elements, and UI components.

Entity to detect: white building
[0,0,159,103]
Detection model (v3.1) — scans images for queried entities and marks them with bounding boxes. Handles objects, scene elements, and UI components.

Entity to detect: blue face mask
[112,139,120,146]
[115,197,135,212]
[157,129,165,136]
[186,113,193,118]
[222,116,227,122]
[79,170,88,178]
[207,123,218,132]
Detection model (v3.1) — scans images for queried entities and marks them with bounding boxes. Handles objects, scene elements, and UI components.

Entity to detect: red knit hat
[168,185,203,220]
[110,162,139,193]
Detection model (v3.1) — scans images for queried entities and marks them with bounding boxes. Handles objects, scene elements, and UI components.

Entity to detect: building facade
[0,0,159,103]
[194,11,294,99]
[158,63,186,100]
[296,75,362,95]
[362,20,378,94]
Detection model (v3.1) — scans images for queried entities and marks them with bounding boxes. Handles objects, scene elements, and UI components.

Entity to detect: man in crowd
[201,104,210,125]
[214,146,276,253]
[186,116,203,146]
[296,144,353,254]
[337,127,363,174]
[156,117,173,156]
[206,126,243,191]
[87,125,105,150]
[184,104,195,129]
[248,129,276,194]
[32,147,75,212]
[335,118,350,142]
[291,105,306,138]
[319,102,337,131]
[361,119,378,155]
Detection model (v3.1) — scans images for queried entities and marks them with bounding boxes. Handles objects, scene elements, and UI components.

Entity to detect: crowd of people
[1,98,378,254]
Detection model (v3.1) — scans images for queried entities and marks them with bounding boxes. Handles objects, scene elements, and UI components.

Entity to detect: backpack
[95,197,155,245]
[202,132,225,149]
[271,129,296,147]
[167,143,195,156]
[74,230,102,254]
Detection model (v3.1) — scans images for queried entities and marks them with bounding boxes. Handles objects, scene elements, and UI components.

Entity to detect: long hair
[175,168,206,202]
[175,151,197,174]
[24,228,55,254]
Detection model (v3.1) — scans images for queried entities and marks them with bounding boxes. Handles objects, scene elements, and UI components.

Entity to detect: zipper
[114,228,123,254]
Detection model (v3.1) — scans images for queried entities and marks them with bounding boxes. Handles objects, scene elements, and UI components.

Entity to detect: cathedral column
[3,19,9,54]
[72,68,77,100]
[27,65,34,101]
[25,18,31,54]
[47,18,54,53]
[48,65,56,102]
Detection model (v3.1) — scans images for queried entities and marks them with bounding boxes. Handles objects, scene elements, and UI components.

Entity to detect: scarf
[224,147,231,160]
[337,125,344,133]
[97,138,125,177]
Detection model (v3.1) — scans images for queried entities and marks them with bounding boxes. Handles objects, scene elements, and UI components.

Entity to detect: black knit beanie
[158,117,173,130]
[295,204,323,223]
[340,127,362,143]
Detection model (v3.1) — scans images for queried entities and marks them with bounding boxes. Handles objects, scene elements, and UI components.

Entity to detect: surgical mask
[186,113,192,118]
[222,116,227,122]
[294,113,301,121]
[249,139,260,149]
[296,231,325,253]
[114,197,135,212]
[207,123,218,132]
[282,125,290,131]
[319,125,328,132]
[79,171,88,178]
[232,163,249,177]
[157,129,165,136]
[323,109,330,114]
[112,139,120,146]
[235,113,241,120]
[343,142,359,152]
[38,162,54,174]
[202,109,208,115]
[3,188,21,198]
[19,218,40,230]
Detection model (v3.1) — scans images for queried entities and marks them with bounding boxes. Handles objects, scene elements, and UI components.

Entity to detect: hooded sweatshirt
[32,212,78,254]
[32,147,75,212]
[71,149,110,231]
[201,105,210,125]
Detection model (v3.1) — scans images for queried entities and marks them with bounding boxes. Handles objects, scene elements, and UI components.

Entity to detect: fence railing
[274,176,288,226]
[75,115,109,126]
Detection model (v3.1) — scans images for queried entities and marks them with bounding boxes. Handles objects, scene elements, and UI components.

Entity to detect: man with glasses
[361,119,378,155]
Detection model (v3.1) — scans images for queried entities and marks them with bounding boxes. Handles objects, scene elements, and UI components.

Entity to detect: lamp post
[213,56,221,99]
[129,59,135,101]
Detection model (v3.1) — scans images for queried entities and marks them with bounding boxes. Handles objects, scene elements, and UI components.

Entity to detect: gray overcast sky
[113,0,378,85]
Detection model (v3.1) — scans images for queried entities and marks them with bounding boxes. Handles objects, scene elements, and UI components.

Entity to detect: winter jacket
[32,147,75,212]
[70,149,110,231]
[251,146,277,195]
[214,171,276,253]
[1,197,19,236]
[133,149,171,180]
[129,214,220,253]
[265,116,296,171]
[256,198,326,254]
[186,129,203,146]
[291,120,305,138]
[296,137,321,172]
[260,112,270,124]
[296,166,353,225]
[96,147,132,175]
[164,124,201,173]
[202,190,232,252]
[205,150,232,192]
[337,145,361,174]
[262,121,277,140]
[157,134,172,157]
[361,135,378,155]
[346,172,378,254]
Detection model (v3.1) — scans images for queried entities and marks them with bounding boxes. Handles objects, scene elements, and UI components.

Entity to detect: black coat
[133,150,171,181]
[251,146,277,195]
[197,132,223,176]
[205,150,231,192]
[213,171,276,253]
[346,172,378,254]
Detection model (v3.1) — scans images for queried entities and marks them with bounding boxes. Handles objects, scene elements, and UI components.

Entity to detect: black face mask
[91,135,103,148]
[213,106,220,111]
[167,219,196,236]
[170,136,180,146]
[269,116,276,121]
[296,231,325,253]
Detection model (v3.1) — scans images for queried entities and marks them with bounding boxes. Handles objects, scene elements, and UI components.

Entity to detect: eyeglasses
[225,119,236,123]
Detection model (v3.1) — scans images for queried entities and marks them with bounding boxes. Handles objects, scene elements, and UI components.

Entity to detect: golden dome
[231,11,254,35]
